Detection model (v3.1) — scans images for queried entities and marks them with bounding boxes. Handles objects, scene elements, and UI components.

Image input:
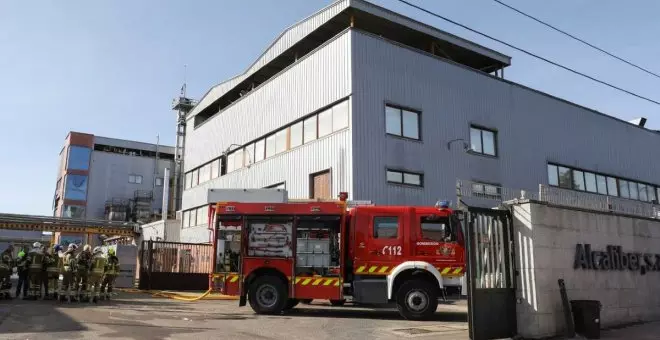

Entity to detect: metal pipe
[162,168,170,221]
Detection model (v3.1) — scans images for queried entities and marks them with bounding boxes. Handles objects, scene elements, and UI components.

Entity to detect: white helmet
[83,244,92,252]
[68,243,78,251]
[93,246,102,254]
[33,242,42,249]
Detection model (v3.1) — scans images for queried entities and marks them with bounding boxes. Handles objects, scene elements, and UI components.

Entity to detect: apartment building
[178,0,660,243]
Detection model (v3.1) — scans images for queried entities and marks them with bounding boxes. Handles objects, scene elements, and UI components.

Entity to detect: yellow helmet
[108,248,116,256]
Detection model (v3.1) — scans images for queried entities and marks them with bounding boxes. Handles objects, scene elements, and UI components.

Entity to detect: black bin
[570,300,601,339]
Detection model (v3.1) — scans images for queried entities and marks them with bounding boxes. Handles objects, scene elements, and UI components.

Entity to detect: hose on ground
[117,288,238,301]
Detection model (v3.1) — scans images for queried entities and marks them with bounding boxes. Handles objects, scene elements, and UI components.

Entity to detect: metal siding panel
[184,31,352,172]
[351,31,660,206]
[189,0,350,117]
[86,151,174,219]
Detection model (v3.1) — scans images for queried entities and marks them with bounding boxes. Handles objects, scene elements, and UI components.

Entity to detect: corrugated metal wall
[350,30,660,206]
[86,151,174,219]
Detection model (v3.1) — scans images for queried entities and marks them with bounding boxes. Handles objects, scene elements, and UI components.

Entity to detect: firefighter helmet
[83,244,92,252]
[32,242,42,249]
[108,248,116,256]
[93,246,102,254]
[53,244,62,253]
[67,243,78,251]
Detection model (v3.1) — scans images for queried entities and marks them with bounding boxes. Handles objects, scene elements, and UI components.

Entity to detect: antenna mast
[171,65,196,214]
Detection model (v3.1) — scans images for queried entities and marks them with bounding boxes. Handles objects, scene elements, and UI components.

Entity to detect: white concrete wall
[512,201,660,338]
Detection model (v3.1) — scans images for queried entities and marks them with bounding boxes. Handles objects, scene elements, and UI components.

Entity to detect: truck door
[413,212,464,281]
[353,207,406,276]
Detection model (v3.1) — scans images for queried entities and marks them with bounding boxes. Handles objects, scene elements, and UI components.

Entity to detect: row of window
[374,216,449,241]
[182,206,209,228]
[548,164,658,203]
[61,173,161,201]
[184,99,349,189]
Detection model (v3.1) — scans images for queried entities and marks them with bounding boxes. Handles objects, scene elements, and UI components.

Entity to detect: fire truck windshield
[420,216,451,242]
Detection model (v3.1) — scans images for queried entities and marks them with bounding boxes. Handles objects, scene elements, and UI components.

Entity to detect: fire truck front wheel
[248,275,288,314]
[395,280,438,320]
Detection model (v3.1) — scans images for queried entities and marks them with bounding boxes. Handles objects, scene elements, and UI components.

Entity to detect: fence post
[147,240,153,290]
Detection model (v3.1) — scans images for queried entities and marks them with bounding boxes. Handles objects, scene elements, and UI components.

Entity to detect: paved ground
[0,293,469,340]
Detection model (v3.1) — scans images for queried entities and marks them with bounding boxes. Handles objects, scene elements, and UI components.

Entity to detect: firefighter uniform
[0,245,13,299]
[88,247,107,303]
[27,242,45,300]
[101,248,120,300]
[59,244,78,302]
[75,245,92,302]
[44,245,62,299]
[15,250,29,299]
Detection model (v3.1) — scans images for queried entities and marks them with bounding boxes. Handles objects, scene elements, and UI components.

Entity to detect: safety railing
[457,180,660,219]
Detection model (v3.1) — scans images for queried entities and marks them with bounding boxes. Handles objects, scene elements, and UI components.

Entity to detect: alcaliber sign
[574,243,660,274]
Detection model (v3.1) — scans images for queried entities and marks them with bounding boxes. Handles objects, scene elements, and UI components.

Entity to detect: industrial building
[179,0,660,243]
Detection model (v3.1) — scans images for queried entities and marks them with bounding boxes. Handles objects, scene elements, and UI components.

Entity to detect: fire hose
[117,288,238,302]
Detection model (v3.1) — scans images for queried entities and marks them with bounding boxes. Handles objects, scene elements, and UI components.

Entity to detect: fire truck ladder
[0,213,139,237]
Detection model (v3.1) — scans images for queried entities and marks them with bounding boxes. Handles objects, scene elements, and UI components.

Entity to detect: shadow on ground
[285,307,468,322]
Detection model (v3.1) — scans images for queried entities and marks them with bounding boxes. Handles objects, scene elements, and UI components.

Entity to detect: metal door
[465,207,517,340]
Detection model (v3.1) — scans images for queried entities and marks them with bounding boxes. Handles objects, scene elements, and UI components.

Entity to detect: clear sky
[1,0,658,216]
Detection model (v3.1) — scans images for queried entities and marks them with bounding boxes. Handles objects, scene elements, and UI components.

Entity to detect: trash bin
[570,300,601,339]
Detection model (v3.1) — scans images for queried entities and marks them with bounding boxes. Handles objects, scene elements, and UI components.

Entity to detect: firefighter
[15,249,29,299]
[88,246,106,303]
[75,244,92,302]
[59,243,78,302]
[27,242,45,300]
[43,245,61,300]
[0,244,14,299]
[101,247,120,300]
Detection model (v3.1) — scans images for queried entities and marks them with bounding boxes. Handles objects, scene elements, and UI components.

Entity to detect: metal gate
[139,240,213,291]
[465,207,517,340]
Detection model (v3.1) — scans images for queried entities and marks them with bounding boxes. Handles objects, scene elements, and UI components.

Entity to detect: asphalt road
[0,293,469,340]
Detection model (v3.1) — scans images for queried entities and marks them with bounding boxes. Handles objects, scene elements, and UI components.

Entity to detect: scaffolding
[104,198,130,222]
[133,190,154,223]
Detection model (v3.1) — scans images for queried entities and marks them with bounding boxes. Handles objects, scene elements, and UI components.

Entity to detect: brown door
[310,170,331,199]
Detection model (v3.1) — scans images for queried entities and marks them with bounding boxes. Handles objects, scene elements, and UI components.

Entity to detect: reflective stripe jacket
[104,256,120,275]
[27,250,44,272]
[45,253,59,274]
[0,251,12,271]
[63,251,76,272]
[91,255,107,275]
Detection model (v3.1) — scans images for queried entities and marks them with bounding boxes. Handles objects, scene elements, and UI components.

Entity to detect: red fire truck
[209,193,465,320]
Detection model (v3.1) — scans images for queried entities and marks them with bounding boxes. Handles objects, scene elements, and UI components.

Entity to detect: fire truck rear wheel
[248,275,288,314]
[395,280,438,320]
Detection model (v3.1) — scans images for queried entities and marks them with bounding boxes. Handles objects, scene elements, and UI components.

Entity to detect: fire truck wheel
[248,276,288,314]
[395,280,438,320]
[283,299,299,310]
[329,299,345,306]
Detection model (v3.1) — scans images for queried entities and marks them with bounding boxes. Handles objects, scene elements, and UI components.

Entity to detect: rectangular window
[128,174,143,184]
[275,129,287,154]
[244,144,254,166]
[318,108,333,138]
[385,105,420,140]
[183,211,189,228]
[607,177,618,196]
[199,164,210,183]
[374,216,399,239]
[303,116,317,144]
[572,170,585,191]
[290,122,303,148]
[584,172,597,193]
[226,152,235,173]
[266,134,277,158]
[189,209,197,227]
[185,172,191,189]
[196,206,206,226]
[470,126,497,156]
[619,180,630,198]
[629,181,639,200]
[64,175,88,201]
[62,205,86,218]
[558,166,572,189]
[234,149,244,170]
[211,159,219,179]
[650,187,657,203]
[548,165,558,186]
[255,139,265,162]
[67,146,92,171]
[191,170,198,186]
[596,175,608,195]
[472,182,501,199]
[155,177,163,186]
[639,183,648,201]
[332,100,349,131]
[386,169,423,187]
[420,216,449,241]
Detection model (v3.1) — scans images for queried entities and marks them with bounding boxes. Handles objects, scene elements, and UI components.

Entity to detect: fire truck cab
[210,194,465,320]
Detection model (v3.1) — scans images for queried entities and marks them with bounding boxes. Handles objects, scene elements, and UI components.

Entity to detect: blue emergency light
[435,200,450,209]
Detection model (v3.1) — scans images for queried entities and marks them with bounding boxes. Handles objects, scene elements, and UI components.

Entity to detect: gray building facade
[180,0,660,243]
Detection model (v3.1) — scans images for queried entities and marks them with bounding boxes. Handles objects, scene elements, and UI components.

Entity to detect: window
[275,129,287,154]
[472,182,501,199]
[470,126,496,156]
[558,166,572,189]
[254,139,265,162]
[128,175,143,184]
[189,209,197,227]
[619,180,630,198]
[67,146,91,170]
[211,159,219,179]
[420,216,449,241]
[183,211,190,228]
[303,116,317,144]
[332,100,349,131]
[596,175,608,195]
[607,177,618,196]
[572,170,585,191]
[629,181,639,200]
[185,172,191,189]
[199,164,210,183]
[191,170,198,186]
[62,205,85,218]
[548,165,558,186]
[650,187,657,203]
[639,183,648,202]
[318,108,333,138]
[385,105,420,140]
[386,169,423,187]
[226,152,235,173]
[244,144,254,166]
[584,172,597,193]
[155,177,163,186]
[266,134,277,158]
[234,150,244,170]
[196,206,206,226]
[290,122,303,148]
[64,175,88,201]
[374,216,399,239]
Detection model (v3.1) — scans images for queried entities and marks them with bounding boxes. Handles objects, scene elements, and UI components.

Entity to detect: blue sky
[1,0,658,215]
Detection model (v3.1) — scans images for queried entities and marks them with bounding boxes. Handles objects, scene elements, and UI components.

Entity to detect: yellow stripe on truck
[356,266,366,273]
[441,267,451,274]
[453,268,463,275]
